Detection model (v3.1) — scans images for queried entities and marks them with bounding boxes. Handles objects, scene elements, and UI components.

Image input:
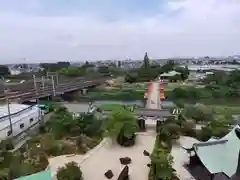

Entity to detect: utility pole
[56,73,59,85]
[2,76,13,134]
[51,75,56,97]
[41,76,45,90]
[33,75,41,122]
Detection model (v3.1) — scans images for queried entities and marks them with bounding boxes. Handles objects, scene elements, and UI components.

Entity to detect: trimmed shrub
[117,133,136,147]
[57,162,83,180]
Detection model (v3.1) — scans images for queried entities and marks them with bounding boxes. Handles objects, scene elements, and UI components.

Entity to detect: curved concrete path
[49,133,156,180]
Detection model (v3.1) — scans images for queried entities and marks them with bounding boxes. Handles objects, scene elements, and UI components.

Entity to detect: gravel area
[49,133,156,180]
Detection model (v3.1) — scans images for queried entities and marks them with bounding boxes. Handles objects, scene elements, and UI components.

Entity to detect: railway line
[0,77,108,102]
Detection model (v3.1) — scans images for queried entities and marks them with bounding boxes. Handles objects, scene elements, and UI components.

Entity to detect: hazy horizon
[0,0,240,63]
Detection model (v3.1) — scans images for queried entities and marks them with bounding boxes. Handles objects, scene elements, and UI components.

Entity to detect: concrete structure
[0,103,41,140]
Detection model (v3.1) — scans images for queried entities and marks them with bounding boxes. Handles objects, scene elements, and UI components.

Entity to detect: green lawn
[164,82,205,91]
[98,103,140,111]
[98,104,124,111]
[208,105,240,115]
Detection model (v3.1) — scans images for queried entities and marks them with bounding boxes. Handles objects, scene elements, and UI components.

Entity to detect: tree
[58,67,85,77]
[200,115,231,140]
[40,62,70,72]
[183,104,214,123]
[175,66,189,80]
[49,107,74,138]
[158,123,181,141]
[117,61,121,68]
[0,65,10,76]
[143,52,150,69]
[57,162,83,180]
[181,120,196,137]
[98,66,110,74]
[160,60,176,73]
[125,73,137,83]
[103,109,138,145]
[150,148,174,180]
[73,113,102,137]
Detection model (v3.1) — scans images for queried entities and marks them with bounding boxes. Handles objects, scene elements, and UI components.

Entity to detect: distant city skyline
[1,55,240,65]
[0,0,240,63]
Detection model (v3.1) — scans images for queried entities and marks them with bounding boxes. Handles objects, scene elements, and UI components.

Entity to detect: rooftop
[160,70,181,77]
[192,125,240,178]
[14,170,52,180]
[0,103,31,118]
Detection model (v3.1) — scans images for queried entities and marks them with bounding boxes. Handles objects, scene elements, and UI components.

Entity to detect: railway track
[0,77,108,102]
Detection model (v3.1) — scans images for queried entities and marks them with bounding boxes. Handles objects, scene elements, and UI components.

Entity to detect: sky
[0,0,240,63]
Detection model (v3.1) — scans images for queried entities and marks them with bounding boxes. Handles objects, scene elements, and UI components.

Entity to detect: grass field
[164,82,205,91]
[208,104,240,115]
[98,104,124,111]
[98,103,141,111]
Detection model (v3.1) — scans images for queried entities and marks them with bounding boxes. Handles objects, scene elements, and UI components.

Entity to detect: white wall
[0,105,41,140]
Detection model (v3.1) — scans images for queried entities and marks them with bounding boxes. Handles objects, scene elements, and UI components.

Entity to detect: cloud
[0,0,240,63]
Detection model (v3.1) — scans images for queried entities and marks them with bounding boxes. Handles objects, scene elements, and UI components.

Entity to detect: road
[146,81,160,109]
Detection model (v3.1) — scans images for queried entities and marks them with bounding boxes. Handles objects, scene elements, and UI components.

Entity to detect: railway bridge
[0,77,109,103]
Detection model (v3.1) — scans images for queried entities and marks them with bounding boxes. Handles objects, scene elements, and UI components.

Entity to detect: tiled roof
[193,125,240,178]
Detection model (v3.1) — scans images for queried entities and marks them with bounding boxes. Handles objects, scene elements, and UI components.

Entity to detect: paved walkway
[145,81,196,180]
[146,81,160,109]
[49,134,156,180]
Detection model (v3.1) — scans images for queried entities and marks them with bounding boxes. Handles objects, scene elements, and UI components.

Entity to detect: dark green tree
[160,60,176,73]
[103,109,138,146]
[57,162,83,180]
[125,73,137,83]
[0,65,10,76]
[143,52,150,69]
[175,66,189,80]
[117,61,121,68]
[150,148,174,180]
